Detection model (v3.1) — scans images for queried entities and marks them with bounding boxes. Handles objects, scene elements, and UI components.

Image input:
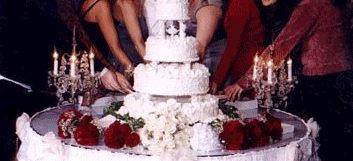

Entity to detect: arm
[117,0,146,58]
[95,1,133,69]
[212,0,250,88]
[236,1,321,89]
[195,5,222,59]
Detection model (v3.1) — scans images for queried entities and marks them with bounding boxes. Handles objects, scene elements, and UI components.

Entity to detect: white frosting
[155,0,189,20]
[133,63,209,96]
[118,93,223,123]
[144,36,198,62]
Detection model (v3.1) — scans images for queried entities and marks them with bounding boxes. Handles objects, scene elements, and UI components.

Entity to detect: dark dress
[80,0,148,73]
[256,0,353,160]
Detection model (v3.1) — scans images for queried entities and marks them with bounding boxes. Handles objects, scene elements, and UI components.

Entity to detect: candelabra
[252,47,297,111]
[48,27,101,107]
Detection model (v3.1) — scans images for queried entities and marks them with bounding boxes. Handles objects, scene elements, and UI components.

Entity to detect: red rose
[79,115,93,127]
[270,121,283,141]
[104,121,129,149]
[104,127,125,149]
[58,128,69,139]
[57,109,81,139]
[264,113,283,140]
[226,143,242,150]
[120,123,132,136]
[85,123,100,138]
[223,120,244,133]
[220,120,245,150]
[219,131,228,146]
[245,119,263,139]
[74,126,99,146]
[125,133,140,147]
[257,136,270,147]
[58,109,81,123]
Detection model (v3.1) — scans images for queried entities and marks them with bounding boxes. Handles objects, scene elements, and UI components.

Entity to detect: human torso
[294,0,353,76]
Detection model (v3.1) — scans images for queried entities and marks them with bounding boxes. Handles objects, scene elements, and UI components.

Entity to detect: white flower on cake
[118,93,153,118]
[190,123,222,152]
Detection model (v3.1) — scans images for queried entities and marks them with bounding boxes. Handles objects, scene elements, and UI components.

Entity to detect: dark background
[0,0,71,160]
[0,0,352,160]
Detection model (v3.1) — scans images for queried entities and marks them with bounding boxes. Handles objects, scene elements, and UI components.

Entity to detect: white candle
[268,60,273,84]
[70,54,76,77]
[287,58,292,81]
[253,55,259,80]
[89,50,95,76]
[179,21,186,38]
[53,48,59,75]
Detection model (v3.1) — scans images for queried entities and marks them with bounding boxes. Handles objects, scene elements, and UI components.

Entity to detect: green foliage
[103,101,145,131]
[218,102,239,119]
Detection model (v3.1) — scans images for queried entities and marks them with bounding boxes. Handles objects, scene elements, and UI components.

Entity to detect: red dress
[213,0,265,86]
[237,0,353,89]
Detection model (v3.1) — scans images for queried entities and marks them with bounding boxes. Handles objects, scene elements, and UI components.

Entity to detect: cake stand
[16,95,319,161]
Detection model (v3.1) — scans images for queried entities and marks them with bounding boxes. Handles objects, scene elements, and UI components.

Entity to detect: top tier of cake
[144,0,199,62]
[155,0,189,20]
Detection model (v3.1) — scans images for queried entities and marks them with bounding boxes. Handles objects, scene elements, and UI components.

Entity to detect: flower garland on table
[57,109,101,146]
[103,101,144,149]
[104,99,240,152]
[58,107,141,148]
[219,112,283,150]
[57,100,283,151]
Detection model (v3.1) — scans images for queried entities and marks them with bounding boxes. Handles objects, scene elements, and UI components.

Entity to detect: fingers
[115,72,133,94]
[224,84,244,102]
[210,81,219,94]
[101,70,123,92]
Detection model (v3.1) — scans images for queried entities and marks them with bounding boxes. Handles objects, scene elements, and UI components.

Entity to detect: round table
[16,96,319,161]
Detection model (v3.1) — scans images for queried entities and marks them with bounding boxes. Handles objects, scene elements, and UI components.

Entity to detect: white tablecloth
[16,96,320,161]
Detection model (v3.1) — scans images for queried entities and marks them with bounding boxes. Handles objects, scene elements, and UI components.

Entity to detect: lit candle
[70,54,76,77]
[287,57,292,81]
[89,49,95,76]
[268,60,273,84]
[53,47,59,75]
[253,54,259,80]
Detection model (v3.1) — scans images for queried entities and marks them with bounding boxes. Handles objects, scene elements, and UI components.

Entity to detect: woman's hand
[101,70,122,91]
[210,81,219,94]
[224,83,244,102]
[197,40,206,61]
[101,70,133,94]
[115,72,133,94]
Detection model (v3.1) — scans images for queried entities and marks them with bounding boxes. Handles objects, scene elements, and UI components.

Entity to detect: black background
[0,1,71,160]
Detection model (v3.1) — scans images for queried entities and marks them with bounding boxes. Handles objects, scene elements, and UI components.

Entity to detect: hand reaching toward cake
[101,70,123,91]
[210,81,219,95]
[101,69,133,94]
[115,72,133,94]
[224,83,244,102]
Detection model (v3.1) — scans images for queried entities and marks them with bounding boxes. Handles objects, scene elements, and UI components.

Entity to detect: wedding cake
[57,0,285,154]
[119,0,225,152]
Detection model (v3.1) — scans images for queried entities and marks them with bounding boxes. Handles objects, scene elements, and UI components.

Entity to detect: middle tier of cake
[133,63,210,96]
[144,36,198,62]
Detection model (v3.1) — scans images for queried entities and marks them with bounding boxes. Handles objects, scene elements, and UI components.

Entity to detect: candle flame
[89,51,94,59]
[267,60,273,67]
[53,51,58,59]
[71,54,76,62]
[287,58,292,64]
[53,46,58,59]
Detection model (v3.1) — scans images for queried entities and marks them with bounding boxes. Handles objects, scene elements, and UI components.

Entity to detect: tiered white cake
[121,0,225,152]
